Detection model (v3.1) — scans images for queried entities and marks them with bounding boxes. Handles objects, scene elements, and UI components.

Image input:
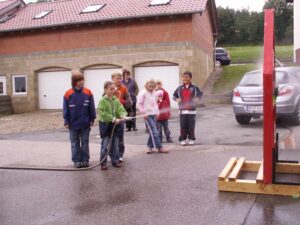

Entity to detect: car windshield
[239,71,288,86]
[216,49,225,54]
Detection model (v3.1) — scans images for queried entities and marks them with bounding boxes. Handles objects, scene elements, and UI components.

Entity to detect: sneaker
[74,162,82,168]
[167,138,173,143]
[81,161,89,168]
[180,140,187,146]
[101,164,108,170]
[112,162,122,168]
[119,157,124,163]
[188,140,195,145]
[158,148,169,153]
[147,148,153,154]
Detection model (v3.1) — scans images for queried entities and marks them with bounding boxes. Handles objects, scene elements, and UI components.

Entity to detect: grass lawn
[225,45,293,63]
[213,64,258,94]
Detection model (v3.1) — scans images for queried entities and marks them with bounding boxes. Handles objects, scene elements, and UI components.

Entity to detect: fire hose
[0,116,154,172]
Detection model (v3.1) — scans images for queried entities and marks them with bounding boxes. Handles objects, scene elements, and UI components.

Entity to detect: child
[111,70,132,163]
[98,81,127,170]
[63,72,96,168]
[173,71,203,146]
[156,80,172,143]
[137,79,168,154]
[122,69,139,131]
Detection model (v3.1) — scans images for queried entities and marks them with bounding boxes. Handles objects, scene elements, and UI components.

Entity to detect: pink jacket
[137,89,161,115]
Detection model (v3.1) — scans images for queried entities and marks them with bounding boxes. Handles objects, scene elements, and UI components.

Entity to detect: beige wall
[0,42,212,113]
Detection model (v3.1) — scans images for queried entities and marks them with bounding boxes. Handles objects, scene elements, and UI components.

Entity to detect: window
[34,10,52,19]
[13,75,27,95]
[149,0,171,6]
[0,14,15,23]
[81,4,105,13]
[216,49,225,54]
[0,82,3,94]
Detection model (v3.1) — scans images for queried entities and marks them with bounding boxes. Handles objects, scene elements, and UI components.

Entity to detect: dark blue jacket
[63,87,96,130]
[173,83,203,111]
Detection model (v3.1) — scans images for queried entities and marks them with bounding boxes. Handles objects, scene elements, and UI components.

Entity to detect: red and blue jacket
[63,87,96,130]
[173,83,203,111]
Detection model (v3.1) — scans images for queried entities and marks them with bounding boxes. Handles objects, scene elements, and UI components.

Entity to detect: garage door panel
[38,71,72,109]
[84,68,120,106]
[134,66,179,108]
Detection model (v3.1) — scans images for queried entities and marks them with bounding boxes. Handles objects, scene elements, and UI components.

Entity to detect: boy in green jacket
[98,81,127,170]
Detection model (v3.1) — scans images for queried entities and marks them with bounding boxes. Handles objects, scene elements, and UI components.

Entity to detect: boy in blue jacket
[63,72,96,168]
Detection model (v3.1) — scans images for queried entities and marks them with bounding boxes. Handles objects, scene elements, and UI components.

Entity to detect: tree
[216,1,293,45]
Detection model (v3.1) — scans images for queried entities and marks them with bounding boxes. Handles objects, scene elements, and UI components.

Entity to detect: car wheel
[235,115,251,125]
[290,103,300,125]
[216,60,221,68]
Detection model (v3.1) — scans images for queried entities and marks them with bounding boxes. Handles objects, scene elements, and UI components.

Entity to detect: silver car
[232,67,300,125]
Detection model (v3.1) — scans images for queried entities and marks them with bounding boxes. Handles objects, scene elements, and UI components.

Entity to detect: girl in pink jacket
[137,79,168,154]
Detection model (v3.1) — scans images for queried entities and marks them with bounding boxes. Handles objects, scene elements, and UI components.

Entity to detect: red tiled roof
[0,0,208,32]
[0,0,18,11]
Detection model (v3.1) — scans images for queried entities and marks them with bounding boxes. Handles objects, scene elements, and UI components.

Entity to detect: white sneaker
[119,157,124,162]
[180,140,187,146]
[188,140,195,145]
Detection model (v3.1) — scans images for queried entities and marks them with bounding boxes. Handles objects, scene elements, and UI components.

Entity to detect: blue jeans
[119,121,125,158]
[146,115,162,149]
[69,128,90,163]
[100,135,119,165]
[156,119,171,141]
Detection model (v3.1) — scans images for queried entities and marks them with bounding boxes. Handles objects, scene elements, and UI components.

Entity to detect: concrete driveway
[0,105,300,225]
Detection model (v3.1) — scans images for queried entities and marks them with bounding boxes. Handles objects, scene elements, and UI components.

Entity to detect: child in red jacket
[156,80,173,143]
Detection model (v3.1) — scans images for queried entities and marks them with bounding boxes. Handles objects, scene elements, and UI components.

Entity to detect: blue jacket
[63,87,96,130]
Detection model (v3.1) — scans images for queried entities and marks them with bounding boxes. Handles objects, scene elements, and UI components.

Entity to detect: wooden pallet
[218,157,300,196]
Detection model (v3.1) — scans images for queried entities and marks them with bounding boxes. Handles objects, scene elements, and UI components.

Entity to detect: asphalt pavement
[1,105,300,225]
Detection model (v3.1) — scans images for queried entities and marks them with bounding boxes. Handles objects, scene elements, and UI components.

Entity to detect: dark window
[216,49,225,54]
[13,76,27,94]
[0,82,3,94]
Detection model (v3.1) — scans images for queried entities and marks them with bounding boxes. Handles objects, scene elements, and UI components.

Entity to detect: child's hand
[115,118,122,124]
[64,124,69,129]
[143,115,148,120]
[175,98,181,103]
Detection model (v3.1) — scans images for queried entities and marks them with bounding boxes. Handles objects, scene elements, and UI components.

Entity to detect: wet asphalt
[1,105,300,225]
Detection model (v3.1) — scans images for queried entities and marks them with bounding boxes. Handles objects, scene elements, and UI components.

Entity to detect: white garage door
[134,65,179,108]
[84,68,120,106]
[38,71,72,109]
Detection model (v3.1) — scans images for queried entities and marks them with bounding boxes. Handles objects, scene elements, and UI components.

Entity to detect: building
[286,0,299,64]
[292,0,300,64]
[0,0,219,112]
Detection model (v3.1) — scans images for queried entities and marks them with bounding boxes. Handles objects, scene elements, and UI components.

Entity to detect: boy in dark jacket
[156,80,172,143]
[173,71,203,146]
[63,72,96,168]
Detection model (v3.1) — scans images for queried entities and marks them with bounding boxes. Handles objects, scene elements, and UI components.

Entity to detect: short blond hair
[111,70,123,79]
[144,79,156,89]
[156,80,162,85]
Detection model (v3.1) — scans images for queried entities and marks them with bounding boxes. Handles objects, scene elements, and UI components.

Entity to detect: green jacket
[98,96,127,122]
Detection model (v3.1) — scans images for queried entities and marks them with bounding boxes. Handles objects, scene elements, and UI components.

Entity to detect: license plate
[245,106,263,113]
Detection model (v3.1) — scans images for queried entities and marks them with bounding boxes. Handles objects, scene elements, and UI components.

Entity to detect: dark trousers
[156,120,171,142]
[125,102,137,130]
[179,114,196,141]
[119,122,125,158]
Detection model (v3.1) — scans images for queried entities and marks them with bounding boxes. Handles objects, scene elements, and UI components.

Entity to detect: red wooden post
[263,9,275,184]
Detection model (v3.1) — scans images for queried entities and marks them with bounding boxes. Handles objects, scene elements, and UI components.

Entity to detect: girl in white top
[137,79,168,154]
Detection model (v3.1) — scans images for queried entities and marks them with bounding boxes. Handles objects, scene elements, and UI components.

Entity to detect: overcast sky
[215,0,266,12]
[2,0,267,12]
